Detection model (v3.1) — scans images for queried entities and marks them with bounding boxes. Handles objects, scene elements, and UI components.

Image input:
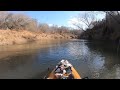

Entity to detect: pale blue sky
[10,11,105,29]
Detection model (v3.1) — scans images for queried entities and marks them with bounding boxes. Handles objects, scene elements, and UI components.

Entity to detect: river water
[0,39,120,79]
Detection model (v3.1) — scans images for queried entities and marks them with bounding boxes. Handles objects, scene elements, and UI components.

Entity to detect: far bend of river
[0,39,120,79]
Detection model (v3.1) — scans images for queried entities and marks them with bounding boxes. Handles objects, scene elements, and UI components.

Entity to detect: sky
[10,11,106,29]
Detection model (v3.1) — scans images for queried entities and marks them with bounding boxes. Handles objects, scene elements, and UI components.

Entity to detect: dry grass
[0,30,77,46]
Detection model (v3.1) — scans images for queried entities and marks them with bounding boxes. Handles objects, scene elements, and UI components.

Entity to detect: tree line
[74,11,120,42]
[0,11,81,35]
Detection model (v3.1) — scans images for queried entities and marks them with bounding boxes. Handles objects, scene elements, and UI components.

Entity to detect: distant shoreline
[0,30,79,46]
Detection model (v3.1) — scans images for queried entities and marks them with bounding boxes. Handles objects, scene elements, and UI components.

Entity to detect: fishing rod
[43,68,50,79]
[82,77,89,79]
[117,39,120,55]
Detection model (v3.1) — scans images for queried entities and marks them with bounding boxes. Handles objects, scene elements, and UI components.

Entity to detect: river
[0,39,120,79]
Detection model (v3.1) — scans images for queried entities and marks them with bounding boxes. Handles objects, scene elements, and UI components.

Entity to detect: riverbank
[0,30,78,46]
[80,29,120,43]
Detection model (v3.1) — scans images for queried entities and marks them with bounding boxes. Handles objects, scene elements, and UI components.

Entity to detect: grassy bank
[0,30,78,46]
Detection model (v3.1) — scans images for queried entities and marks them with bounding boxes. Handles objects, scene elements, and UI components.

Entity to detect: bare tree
[0,11,38,31]
[38,23,49,33]
[0,11,10,29]
[104,11,120,25]
[72,11,97,31]
[58,26,69,34]
[49,25,59,34]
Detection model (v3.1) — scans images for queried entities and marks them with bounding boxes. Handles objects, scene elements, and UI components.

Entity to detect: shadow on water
[86,41,120,68]
[85,40,120,79]
[31,68,53,79]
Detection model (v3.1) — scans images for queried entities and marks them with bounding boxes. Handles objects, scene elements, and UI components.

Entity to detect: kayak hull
[47,60,81,79]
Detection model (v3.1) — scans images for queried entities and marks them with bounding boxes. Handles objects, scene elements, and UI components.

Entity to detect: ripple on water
[0,39,120,79]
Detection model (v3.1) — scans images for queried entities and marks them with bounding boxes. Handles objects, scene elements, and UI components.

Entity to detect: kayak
[47,60,81,79]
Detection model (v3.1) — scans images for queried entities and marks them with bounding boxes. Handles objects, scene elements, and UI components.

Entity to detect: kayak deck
[47,60,81,79]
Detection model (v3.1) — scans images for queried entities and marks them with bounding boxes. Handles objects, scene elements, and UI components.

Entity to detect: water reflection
[0,39,119,79]
[85,41,120,79]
